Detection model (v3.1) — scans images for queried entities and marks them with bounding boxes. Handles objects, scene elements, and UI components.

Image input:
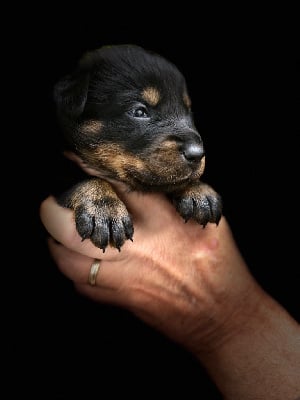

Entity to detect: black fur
[54,44,222,251]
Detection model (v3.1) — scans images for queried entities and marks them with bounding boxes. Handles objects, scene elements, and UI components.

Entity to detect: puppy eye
[133,106,149,118]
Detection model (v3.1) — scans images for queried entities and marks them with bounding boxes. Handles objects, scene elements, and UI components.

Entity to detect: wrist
[195,285,300,399]
[189,273,265,357]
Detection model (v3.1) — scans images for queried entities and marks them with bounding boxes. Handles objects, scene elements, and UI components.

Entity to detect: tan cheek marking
[81,120,103,134]
[142,87,160,106]
[82,144,146,179]
[149,140,181,174]
[183,92,191,109]
[151,140,178,161]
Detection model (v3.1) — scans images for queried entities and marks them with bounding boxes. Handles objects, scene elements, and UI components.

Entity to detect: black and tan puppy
[54,44,222,252]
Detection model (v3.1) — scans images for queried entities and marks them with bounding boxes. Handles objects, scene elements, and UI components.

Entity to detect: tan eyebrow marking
[183,92,191,109]
[141,87,160,106]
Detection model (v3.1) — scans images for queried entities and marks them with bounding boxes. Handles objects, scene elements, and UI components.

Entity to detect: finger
[48,237,96,284]
[39,194,183,257]
[47,238,132,304]
[73,283,128,305]
[40,196,106,258]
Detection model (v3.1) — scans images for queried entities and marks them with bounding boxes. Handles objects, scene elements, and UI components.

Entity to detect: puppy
[54,44,222,252]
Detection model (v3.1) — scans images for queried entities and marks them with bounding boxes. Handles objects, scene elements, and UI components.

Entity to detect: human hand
[40,173,300,400]
[39,185,260,357]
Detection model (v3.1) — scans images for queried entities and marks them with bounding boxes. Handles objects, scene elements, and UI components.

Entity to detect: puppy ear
[53,72,89,119]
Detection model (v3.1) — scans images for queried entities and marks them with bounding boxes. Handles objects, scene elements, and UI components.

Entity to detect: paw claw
[171,184,222,227]
[74,199,133,251]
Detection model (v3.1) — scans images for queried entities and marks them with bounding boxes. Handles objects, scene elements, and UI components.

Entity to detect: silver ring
[88,259,101,286]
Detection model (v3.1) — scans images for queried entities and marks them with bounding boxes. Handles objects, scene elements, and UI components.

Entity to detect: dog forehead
[87,45,187,96]
[79,45,192,115]
[87,44,182,75]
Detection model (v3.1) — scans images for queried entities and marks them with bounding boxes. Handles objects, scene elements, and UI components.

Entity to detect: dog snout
[180,142,205,163]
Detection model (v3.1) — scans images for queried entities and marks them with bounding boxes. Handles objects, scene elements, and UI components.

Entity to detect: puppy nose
[181,143,205,163]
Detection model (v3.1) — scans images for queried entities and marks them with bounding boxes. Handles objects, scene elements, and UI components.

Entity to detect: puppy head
[54,44,206,192]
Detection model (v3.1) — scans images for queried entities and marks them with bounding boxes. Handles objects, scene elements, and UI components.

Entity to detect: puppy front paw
[75,198,133,252]
[171,182,222,227]
[57,178,134,252]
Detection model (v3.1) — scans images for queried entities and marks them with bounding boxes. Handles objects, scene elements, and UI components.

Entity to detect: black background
[8,11,298,399]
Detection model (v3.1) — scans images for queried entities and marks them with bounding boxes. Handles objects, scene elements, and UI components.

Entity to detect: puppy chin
[122,170,192,192]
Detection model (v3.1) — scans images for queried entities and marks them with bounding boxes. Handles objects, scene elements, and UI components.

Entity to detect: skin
[40,158,300,400]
